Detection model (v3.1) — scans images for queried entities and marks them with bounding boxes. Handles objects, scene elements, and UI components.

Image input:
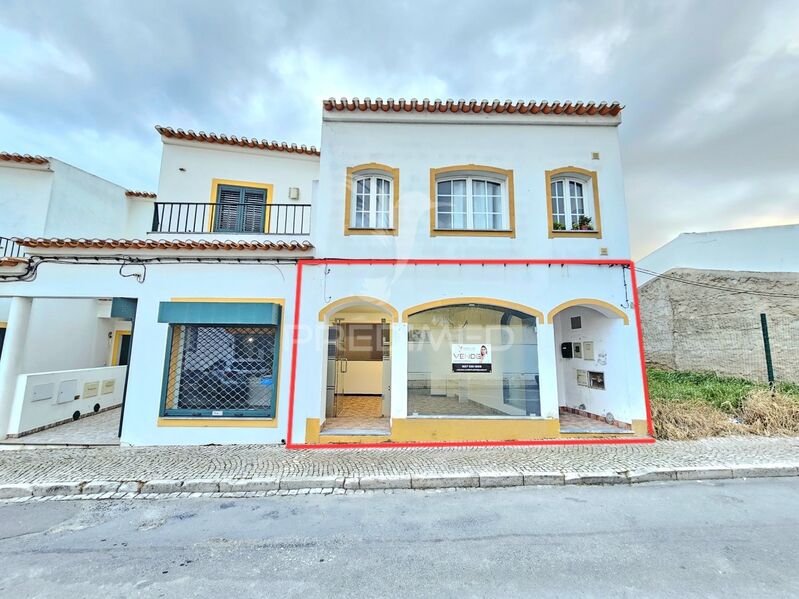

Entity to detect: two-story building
[0,98,652,446]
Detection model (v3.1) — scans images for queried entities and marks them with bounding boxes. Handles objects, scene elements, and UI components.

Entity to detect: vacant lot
[649,369,799,440]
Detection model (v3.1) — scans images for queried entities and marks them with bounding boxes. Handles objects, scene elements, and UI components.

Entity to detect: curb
[1,464,797,501]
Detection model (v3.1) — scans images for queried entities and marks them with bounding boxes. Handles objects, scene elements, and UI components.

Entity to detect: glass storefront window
[407,304,540,417]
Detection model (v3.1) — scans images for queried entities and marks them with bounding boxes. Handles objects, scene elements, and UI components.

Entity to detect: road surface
[1,478,798,598]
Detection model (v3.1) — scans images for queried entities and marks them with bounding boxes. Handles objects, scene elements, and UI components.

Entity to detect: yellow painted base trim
[303,417,652,444]
[157,417,278,428]
[391,418,561,442]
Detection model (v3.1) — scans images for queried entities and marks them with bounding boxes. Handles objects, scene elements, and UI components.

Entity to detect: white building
[0,152,155,440]
[635,224,799,285]
[0,99,651,446]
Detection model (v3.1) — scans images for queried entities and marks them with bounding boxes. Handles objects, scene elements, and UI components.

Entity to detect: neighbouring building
[0,152,155,439]
[0,98,651,446]
[636,225,799,383]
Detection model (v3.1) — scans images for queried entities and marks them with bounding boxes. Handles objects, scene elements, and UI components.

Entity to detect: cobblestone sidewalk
[1,436,798,500]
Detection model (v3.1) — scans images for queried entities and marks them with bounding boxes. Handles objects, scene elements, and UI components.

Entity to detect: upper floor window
[345,164,399,236]
[430,166,515,237]
[545,167,602,239]
[213,183,270,233]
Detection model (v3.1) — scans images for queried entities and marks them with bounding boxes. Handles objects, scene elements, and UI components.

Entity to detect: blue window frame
[158,302,281,419]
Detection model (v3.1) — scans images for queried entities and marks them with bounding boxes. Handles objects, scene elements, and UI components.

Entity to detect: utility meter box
[560,342,573,359]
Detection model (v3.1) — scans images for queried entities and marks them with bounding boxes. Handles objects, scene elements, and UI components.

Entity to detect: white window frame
[434,174,510,231]
[350,172,394,230]
[550,174,595,231]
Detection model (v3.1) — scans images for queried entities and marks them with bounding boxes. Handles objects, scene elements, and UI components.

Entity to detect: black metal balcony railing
[0,236,23,258]
[150,202,311,235]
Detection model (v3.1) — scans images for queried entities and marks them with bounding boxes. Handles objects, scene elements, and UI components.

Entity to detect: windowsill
[157,417,278,428]
[431,228,515,238]
[550,229,601,239]
[345,227,398,236]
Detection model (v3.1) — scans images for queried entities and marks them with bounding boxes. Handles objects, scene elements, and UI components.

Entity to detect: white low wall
[6,365,126,437]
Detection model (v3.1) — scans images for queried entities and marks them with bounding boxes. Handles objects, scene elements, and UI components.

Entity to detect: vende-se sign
[452,343,492,373]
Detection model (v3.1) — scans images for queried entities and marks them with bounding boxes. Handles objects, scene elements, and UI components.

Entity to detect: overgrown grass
[647,369,799,440]
[647,369,799,412]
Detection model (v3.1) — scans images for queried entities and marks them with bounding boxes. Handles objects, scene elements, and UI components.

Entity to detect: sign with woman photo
[451,343,492,373]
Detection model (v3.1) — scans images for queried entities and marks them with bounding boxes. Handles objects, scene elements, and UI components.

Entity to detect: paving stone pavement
[0,436,798,485]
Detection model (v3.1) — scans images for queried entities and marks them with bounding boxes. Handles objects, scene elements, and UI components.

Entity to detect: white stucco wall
[315,115,630,260]
[0,163,53,237]
[636,224,799,285]
[554,306,639,424]
[155,139,319,242]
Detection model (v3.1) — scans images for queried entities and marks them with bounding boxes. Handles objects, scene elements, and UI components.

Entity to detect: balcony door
[214,185,267,233]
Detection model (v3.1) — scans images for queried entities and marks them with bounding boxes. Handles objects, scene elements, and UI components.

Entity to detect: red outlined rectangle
[286,258,654,449]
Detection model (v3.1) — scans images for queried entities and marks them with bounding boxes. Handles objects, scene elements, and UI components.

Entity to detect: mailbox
[560,342,573,358]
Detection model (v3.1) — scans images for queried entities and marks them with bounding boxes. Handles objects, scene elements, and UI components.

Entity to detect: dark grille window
[162,324,277,418]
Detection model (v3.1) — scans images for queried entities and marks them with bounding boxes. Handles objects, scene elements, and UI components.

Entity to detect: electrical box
[288,187,300,201]
[576,369,588,386]
[583,341,595,360]
[560,342,573,359]
[83,381,99,398]
[572,342,582,359]
[588,371,605,390]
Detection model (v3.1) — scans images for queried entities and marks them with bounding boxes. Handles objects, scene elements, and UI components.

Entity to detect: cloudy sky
[1,0,797,258]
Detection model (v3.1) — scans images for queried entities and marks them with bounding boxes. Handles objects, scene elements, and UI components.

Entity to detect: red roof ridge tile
[322,97,623,117]
[155,126,320,156]
[0,152,50,166]
[13,237,314,252]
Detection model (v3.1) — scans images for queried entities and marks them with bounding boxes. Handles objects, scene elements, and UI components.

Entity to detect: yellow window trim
[546,298,629,325]
[111,329,131,366]
[344,163,400,236]
[429,165,516,238]
[545,166,603,239]
[318,296,399,323]
[0,321,7,329]
[402,297,543,322]
[208,178,275,233]
[160,297,286,424]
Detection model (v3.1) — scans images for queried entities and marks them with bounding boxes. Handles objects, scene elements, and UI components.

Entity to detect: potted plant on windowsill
[552,221,566,231]
[572,216,594,231]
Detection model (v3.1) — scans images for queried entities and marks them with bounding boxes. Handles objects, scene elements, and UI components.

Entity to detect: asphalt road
[1,478,798,598]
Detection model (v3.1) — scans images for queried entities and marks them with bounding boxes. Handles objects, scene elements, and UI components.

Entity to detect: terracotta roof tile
[14,238,314,252]
[323,97,623,117]
[0,152,50,166]
[125,190,157,198]
[156,126,320,156]
[0,257,28,268]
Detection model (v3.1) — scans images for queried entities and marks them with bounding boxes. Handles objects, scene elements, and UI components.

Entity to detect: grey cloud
[1,0,796,258]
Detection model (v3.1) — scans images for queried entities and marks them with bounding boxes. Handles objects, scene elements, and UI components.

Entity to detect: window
[353,175,392,229]
[162,324,278,418]
[545,167,602,238]
[430,166,515,237]
[213,183,269,233]
[345,164,399,235]
[407,304,540,417]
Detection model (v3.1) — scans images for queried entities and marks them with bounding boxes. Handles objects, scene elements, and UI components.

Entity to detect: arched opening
[551,301,631,434]
[406,301,542,418]
[320,297,396,436]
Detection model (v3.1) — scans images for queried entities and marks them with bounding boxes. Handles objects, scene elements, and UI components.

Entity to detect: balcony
[150,202,311,236]
[1,236,23,258]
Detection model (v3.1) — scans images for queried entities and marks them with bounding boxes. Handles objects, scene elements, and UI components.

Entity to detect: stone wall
[639,268,799,383]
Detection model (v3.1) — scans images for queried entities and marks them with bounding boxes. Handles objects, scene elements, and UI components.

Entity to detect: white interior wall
[554,306,631,422]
